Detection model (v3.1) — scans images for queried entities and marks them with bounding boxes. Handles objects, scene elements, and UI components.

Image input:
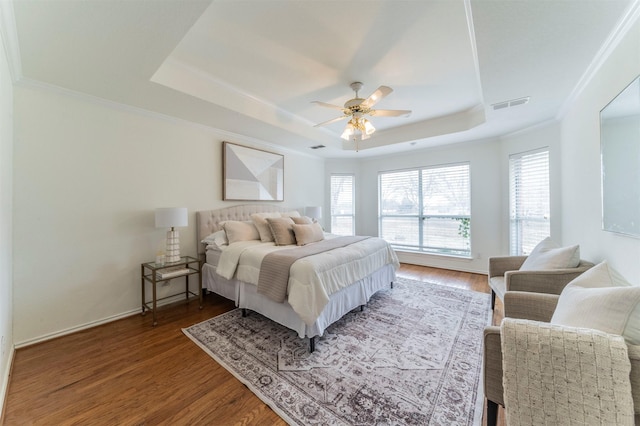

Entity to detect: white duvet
[215,235,399,325]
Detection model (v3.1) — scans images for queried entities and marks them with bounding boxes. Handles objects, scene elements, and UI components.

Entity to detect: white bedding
[214,235,399,325]
[205,245,222,266]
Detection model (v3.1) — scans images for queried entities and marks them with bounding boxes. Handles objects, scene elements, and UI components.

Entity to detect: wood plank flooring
[2,264,505,425]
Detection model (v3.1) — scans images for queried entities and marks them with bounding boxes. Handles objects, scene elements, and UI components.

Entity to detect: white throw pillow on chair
[519,237,580,271]
[551,261,640,345]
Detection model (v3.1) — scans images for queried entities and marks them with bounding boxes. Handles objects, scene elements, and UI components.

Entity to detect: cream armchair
[487,256,594,309]
[483,291,640,425]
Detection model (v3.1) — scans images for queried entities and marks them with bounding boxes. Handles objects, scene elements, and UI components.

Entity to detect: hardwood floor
[3,264,505,425]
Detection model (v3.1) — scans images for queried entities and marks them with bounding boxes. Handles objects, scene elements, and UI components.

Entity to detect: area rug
[183,278,492,425]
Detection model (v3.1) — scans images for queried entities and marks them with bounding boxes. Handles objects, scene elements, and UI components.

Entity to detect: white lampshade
[363,119,375,135]
[155,207,188,229]
[305,206,322,220]
[341,122,355,140]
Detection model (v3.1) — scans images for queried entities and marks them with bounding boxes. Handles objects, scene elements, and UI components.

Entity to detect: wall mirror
[600,75,640,238]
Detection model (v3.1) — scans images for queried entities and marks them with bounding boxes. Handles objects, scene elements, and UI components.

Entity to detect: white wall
[328,139,503,274]
[0,16,14,413]
[560,15,640,284]
[12,84,324,344]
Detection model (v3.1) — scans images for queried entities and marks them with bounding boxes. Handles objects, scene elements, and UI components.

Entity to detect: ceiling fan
[312,82,412,143]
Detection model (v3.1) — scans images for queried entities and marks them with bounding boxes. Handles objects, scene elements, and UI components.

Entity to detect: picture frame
[223,141,284,201]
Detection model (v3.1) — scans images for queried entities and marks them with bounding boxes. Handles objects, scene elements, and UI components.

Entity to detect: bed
[196,204,399,351]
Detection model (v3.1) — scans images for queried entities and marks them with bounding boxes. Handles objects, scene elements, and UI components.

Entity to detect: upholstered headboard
[196,204,294,254]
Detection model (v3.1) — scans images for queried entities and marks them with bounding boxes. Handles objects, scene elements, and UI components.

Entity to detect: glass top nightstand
[141,256,202,326]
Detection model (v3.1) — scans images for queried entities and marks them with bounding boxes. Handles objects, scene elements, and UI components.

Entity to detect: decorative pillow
[221,221,260,245]
[281,210,301,218]
[291,216,313,225]
[551,261,640,344]
[292,223,324,246]
[250,212,282,242]
[201,230,228,248]
[519,237,580,271]
[266,217,296,246]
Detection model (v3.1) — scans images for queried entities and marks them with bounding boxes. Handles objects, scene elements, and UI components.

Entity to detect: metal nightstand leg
[199,264,203,310]
[152,270,158,326]
[141,264,146,315]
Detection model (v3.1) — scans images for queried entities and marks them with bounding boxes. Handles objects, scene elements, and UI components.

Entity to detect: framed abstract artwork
[223,142,284,201]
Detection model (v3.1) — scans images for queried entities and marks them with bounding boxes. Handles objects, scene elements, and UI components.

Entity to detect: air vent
[491,96,530,110]
[310,145,326,149]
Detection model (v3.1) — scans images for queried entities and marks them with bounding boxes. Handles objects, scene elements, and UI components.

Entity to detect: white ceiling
[7,0,636,158]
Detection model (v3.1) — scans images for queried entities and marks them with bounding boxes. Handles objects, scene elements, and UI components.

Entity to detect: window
[330,174,354,235]
[378,163,471,256]
[509,149,550,255]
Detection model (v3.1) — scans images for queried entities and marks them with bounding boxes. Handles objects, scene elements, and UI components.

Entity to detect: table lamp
[155,207,188,263]
[305,206,322,222]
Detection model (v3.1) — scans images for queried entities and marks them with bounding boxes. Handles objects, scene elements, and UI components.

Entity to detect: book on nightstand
[155,266,191,279]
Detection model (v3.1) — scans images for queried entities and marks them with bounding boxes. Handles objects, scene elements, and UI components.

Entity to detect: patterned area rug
[183,278,492,425]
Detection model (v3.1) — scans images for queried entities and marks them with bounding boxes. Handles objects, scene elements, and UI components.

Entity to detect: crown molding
[0,0,23,82]
[557,0,640,119]
[464,0,485,104]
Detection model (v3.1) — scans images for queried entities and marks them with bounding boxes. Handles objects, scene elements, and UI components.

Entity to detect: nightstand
[141,255,202,326]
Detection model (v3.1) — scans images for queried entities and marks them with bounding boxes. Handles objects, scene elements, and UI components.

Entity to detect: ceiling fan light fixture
[341,117,375,142]
[341,121,355,140]
[363,119,375,135]
[313,82,411,149]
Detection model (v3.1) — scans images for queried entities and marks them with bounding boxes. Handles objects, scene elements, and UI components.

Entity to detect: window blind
[379,163,471,256]
[330,174,355,235]
[509,149,550,255]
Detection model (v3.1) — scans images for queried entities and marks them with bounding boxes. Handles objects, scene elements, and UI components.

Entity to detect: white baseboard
[14,294,190,348]
[397,251,487,275]
[0,344,15,423]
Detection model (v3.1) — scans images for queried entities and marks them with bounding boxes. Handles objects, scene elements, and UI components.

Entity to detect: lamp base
[165,229,181,263]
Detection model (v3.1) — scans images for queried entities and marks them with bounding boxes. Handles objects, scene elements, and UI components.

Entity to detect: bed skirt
[202,262,396,338]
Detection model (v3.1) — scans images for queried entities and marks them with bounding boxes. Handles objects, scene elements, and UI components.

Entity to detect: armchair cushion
[551,261,640,344]
[519,237,580,271]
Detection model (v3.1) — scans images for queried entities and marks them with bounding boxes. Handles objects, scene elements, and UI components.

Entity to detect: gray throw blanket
[257,236,370,303]
[501,318,634,425]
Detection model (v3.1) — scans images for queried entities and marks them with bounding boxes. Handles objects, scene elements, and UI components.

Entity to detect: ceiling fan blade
[311,101,345,111]
[361,86,393,108]
[371,109,412,117]
[314,115,348,127]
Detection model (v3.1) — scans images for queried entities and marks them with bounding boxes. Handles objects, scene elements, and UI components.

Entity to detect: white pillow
[201,230,228,248]
[519,237,580,271]
[250,212,282,242]
[221,221,260,244]
[551,261,640,344]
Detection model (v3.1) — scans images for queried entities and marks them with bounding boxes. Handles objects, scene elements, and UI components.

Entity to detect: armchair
[484,291,640,425]
[487,256,594,309]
